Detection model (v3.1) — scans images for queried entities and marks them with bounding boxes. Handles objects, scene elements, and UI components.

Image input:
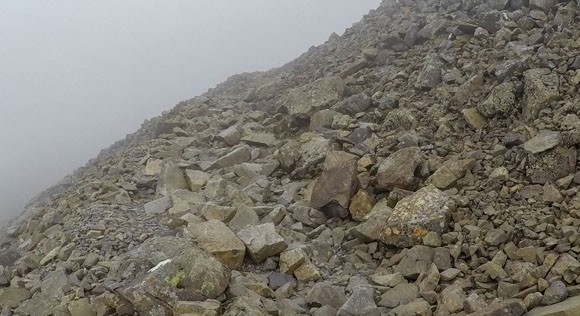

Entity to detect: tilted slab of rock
[241,133,277,147]
[156,161,189,196]
[522,68,560,121]
[144,196,172,214]
[184,169,211,192]
[380,185,454,248]
[523,130,561,154]
[526,146,576,184]
[236,223,288,263]
[277,76,345,115]
[528,295,580,316]
[207,146,251,170]
[119,247,230,316]
[187,219,246,269]
[376,147,423,191]
[310,160,359,218]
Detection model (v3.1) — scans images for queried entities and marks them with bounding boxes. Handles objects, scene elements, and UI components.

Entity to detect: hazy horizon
[0,0,381,224]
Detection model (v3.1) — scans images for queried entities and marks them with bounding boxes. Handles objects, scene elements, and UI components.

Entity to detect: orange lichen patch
[413,227,429,238]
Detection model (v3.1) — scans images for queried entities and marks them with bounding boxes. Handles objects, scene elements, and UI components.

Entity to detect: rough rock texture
[4,0,580,314]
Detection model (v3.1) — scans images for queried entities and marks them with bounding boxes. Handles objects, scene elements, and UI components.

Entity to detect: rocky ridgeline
[5,0,580,315]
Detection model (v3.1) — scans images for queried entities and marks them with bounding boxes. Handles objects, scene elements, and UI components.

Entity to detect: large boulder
[376,147,423,191]
[380,185,454,248]
[277,76,345,115]
[187,220,246,269]
[236,223,288,262]
[119,247,230,316]
[311,161,359,218]
[156,161,189,196]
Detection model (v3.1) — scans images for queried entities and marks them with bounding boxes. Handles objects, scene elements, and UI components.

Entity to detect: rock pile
[4,0,580,315]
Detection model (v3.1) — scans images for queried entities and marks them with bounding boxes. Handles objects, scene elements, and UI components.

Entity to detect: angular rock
[478,82,516,118]
[462,108,488,129]
[209,146,251,170]
[338,285,379,316]
[542,280,568,306]
[528,296,580,316]
[187,219,246,269]
[218,125,242,146]
[380,186,453,248]
[306,282,347,309]
[68,298,97,316]
[349,190,375,221]
[523,68,560,121]
[236,223,288,263]
[0,287,31,309]
[394,246,434,279]
[379,283,419,308]
[415,55,444,90]
[526,147,576,184]
[376,147,422,191]
[241,133,277,147]
[278,76,345,115]
[144,196,172,214]
[523,131,561,154]
[156,161,189,196]
[184,170,211,192]
[530,0,557,12]
[311,161,359,218]
[332,93,372,115]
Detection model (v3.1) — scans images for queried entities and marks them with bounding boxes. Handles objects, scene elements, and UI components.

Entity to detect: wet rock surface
[4,0,580,314]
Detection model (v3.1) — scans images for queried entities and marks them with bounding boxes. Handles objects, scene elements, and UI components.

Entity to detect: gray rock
[379,283,419,308]
[208,146,251,170]
[311,161,359,218]
[523,131,561,154]
[184,170,211,192]
[522,68,560,121]
[530,0,557,12]
[144,196,172,214]
[306,282,347,309]
[187,219,246,269]
[386,299,432,316]
[376,147,422,191]
[236,223,288,262]
[278,76,345,115]
[351,203,393,242]
[415,55,444,90]
[68,298,96,316]
[380,185,453,248]
[156,161,188,196]
[223,297,268,316]
[332,93,372,115]
[337,285,379,316]
[241,133,277,147]
[218,125,242,146]
[478,82,516,117]
[528,295,580,316]
[542,280,568,305]
[526,147,576,184]
[311,109,339,130]
[0,287,31,309]
[469,299,525,316]
[394,246,434,279]
[440,285,466,314]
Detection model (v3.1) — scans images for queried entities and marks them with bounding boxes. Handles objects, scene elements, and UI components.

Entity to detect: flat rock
[236,223,288,263]
[526,147,576,184]
[144,196,172,214]
[184,170,211,192]
[528,295,580,316]
[218,125,242,146]
[241,133,277,147]
[208,146,251,170]
[379,283,419,308]
[380,185,453,248]
[156,161,189,196]
[523,131,561,154]
[278,76,345,115]
[306,282,347,309]
[337,285,379,316]
[376,147,422,191]
[469,299,526,316]
[522,68,560,121]
[0,287,32,308]
[187,219,246,269]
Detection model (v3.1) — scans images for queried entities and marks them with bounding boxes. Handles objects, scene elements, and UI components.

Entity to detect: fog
[0,0,381,224]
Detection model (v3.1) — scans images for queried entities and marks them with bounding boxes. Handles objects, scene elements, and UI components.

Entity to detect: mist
[0,0,381,224]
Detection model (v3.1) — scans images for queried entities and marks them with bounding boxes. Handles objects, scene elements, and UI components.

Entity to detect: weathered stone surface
[526,147,576,184]
[376,147,422,191]
[415,55,444,90]
[174,300,220,316]
[528,295,580,316]
[144,196,172,214]
[478,82,516,118]
[542,281,568,306]
[462,108,488,129]
[311,109,339,130]
[119,247,230,315]
[469,299,526,316]
[306,282,347,308]
[379,283,419,308]
[386,299,432,316]
[236,223,288,262]
[349,190,375,221]
[184,170,211,192]
[209,146,251,170]
[311,161,359,218]
[332,93,372,115]
[524,131,561,154]
[523,69,560,121]
[338,285,379,316]
[68,298,97,316]
[0,287,31,308]
[380,186,453,248]
[278,76,345,115]
[218,124,242,146]
[156,161,189,196]
[530,0,557,12]
[241,133,277,147]
[394,246,434,279]
[187,219,246,269]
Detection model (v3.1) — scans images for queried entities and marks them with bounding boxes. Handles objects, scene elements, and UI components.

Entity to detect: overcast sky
[0,0,380,224]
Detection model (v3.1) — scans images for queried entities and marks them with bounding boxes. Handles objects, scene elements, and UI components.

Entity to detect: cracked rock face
[5,0,580,314]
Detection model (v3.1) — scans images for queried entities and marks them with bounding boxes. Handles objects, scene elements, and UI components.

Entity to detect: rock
[469,299,526,316]
[218,125,242,146]
[337,285,378,316]
[464,293,487,313]
[209,146,251,170]
[485,228,508,246]
[379,283,419,308]
[241,133,277,147]
[383,33,410,52]
[550,253,580,278]
[187,219,246,269]
[174,300,220,316]
[68,298,97,316]
[528,296,580,316]
[394,246,434,279]
[526,147,576,184]
[523,131,561,154]
[422,232,442,247]
[543,182,564,203]
[478,82,516,118]
[311,161,359,218]
[306,282,347,309]
[522,69,560,121]
[156,161,189,196]
[224,297,268,316]
[279,247,308,274]
[349,190,375,221]
[440,285,465,313]
[236,223,288,263]
[542,280,568,305]
[376,147,422,191]
[144,158,164,176]
[144,196,172,214]
[119,247,230,315]
[332,93,372,115]
[380,185,453,248]
[524,292,544,310]
[168,189,206,215]
[278,76,345,115]
[351,204,393,242]
[387,299,432,316]
[0,287,31,308]
[294,260,322,283]
[311,109,339,130]
[530,0,557,12]
[462,108,488,129]
[184,170,211,192]
[415,55,444,90]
